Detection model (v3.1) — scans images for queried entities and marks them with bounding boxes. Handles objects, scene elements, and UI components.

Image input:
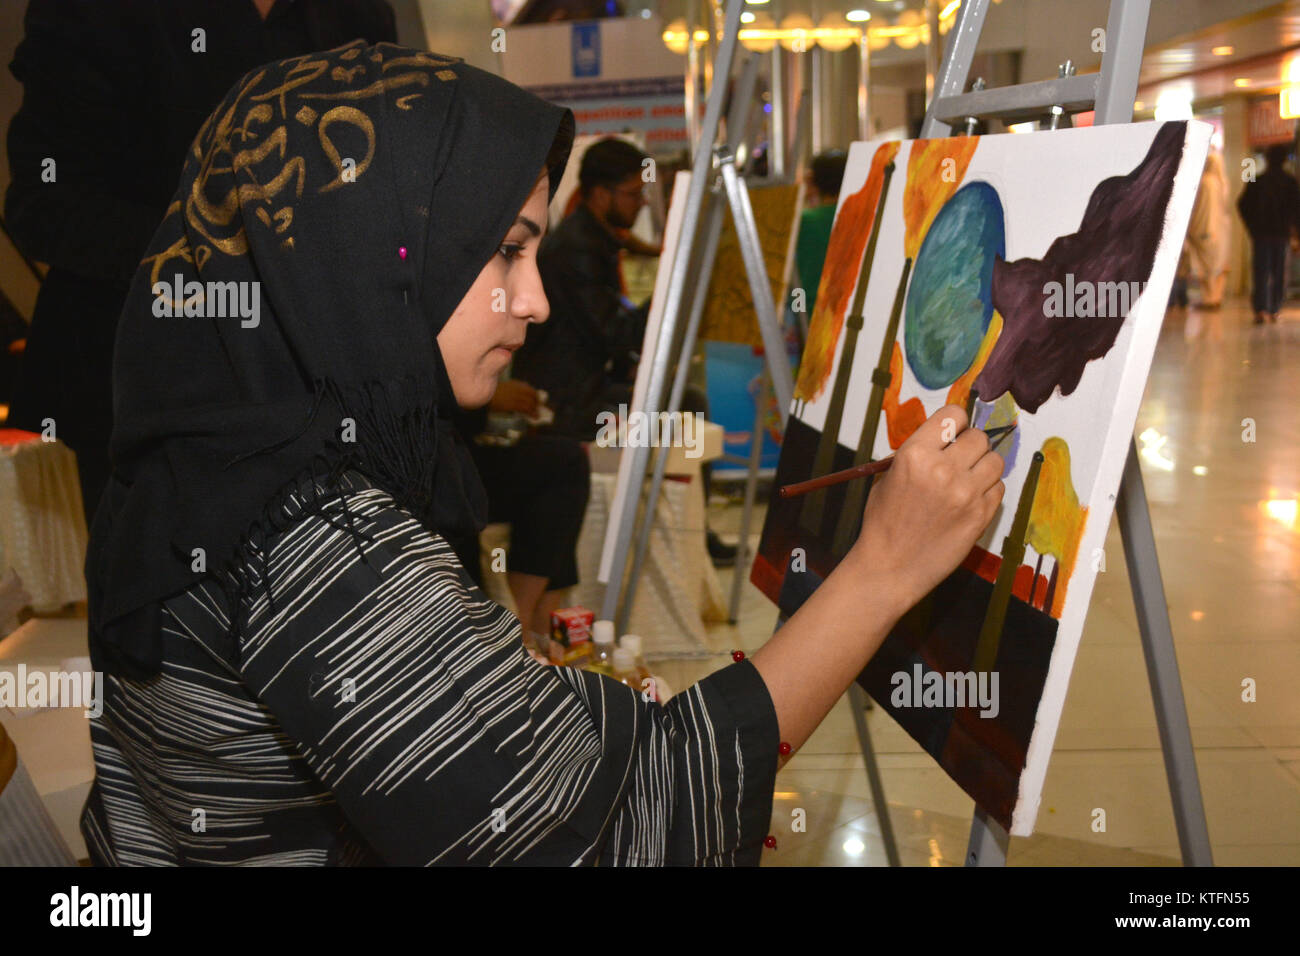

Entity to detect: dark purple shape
[975,122,1187,412]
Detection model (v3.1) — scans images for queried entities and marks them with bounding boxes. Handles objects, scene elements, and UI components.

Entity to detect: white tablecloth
[0,431,87,613]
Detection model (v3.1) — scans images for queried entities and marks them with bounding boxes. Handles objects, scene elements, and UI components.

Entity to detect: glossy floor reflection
[677,297,1300,866]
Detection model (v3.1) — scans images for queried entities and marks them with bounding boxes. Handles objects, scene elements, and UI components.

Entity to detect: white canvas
[599,170,692,584]
[752,121,1212,834]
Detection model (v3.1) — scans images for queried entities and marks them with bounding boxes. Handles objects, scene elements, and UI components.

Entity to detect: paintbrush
[779,424,1017,499]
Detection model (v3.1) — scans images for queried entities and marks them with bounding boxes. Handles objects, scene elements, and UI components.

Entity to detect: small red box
[551,606,594,665]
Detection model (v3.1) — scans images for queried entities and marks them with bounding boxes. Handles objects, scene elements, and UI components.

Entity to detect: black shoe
[707,531,738,567]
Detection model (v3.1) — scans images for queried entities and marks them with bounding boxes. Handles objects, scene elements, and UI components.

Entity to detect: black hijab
[87,41,575,678]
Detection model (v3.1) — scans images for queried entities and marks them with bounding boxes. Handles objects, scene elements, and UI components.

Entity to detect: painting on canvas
[699,182,802,347]
[750,121,1211,834]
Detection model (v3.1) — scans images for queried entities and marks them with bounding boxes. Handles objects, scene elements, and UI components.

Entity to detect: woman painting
[82,42,1004,865]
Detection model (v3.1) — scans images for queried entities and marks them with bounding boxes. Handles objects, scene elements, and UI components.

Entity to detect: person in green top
[795,149,849,321]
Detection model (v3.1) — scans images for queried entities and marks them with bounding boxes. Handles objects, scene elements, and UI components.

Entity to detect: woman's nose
[513,268,549,324]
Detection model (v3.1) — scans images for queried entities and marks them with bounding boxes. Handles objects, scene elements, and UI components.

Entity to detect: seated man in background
[516,138,736,565]
[513,137,651,441]
[448,379,590,651]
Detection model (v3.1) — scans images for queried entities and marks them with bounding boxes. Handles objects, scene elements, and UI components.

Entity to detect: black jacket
[1237,166,1300,241]
[512,203,647,440]
[4,0,395,452]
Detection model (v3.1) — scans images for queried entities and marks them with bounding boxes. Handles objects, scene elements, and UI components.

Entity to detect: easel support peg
[963,77,986,136]
[1048,60,1077,130]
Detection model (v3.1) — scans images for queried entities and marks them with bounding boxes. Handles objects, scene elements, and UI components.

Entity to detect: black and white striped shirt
[81,472,779,865]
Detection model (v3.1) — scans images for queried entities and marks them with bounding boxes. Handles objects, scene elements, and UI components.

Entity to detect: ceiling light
[1153,87,1193,122]
[817,15,859,52]
[738,11,777,52]
[779,12,814,53]
[846,9,871,21]
[1212,45,1234,56]
[1281,86,1300,119]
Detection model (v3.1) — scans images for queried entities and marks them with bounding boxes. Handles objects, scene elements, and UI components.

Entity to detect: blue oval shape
[903,181,1006,390]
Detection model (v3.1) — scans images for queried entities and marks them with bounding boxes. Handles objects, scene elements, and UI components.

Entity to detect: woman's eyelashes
[498,242,525,263]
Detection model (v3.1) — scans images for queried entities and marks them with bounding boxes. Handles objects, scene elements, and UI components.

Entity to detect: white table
[0,430,87,614]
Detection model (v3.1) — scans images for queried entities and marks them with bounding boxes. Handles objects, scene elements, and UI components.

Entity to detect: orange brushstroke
[903,137,980,261]
[962,545,1052,612]
[794,141,901,403]
[960,544,999,584]
[945,311,1003,409]
[1011,565,1054,611]
[1027,437,1089,619]
[882,341,926,449]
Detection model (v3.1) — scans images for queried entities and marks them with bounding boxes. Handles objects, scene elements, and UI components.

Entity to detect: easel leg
[1116,438,1214,866]
[727,393,767,622]
[599,0,743,623]
[966,805,1009,866]
[848,682,901,866]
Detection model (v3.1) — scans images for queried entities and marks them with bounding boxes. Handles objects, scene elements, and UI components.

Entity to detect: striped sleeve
[230,476,779,866]
[567,660,781,866]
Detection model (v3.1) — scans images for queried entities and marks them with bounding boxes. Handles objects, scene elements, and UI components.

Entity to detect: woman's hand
[489,379,541,416]
[845,403,1005,614]
[751,404,1004,761]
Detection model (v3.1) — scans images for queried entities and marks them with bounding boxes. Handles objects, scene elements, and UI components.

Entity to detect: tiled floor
[666,297,1300,866]
[3,298,1296,866]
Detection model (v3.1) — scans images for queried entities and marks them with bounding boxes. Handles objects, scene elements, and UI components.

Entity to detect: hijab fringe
[213,375,442,642]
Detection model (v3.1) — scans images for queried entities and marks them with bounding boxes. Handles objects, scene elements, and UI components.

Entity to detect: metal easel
[600,0,795,629]
[911,0,1212,867]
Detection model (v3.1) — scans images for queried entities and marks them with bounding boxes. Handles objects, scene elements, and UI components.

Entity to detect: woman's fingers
[851,403,1009,614]
[912,403,968,449]
[947,423,991,469]
[980,479,1006,523]
[971,446,1006,489]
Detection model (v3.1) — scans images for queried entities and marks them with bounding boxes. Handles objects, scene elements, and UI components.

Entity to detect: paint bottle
[586,620,616,677]
[611,648,640,691]
[618,634,653,689]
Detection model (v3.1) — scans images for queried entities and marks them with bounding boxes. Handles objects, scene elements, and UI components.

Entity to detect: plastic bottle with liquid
[611,648,641,691]
[618,634,653,688]
[586,620,616,677]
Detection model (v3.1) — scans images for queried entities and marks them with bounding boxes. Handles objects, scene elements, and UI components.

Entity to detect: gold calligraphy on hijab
[144,42,460,294]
